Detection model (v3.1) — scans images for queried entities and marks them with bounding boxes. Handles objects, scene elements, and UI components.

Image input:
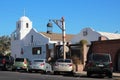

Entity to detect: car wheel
[28,70,32,73]
[12,68,16,71]
[108,75,112,78]
[43,71,46,74]
[69,71,74,76]
[25,68,28,72]
[87,71,91,77]
[3,64,8,71]
[107,72,113,78]
[40,70,46,74]
[8,65,13,71]
[54,71,57,75]
[54,71,59,75]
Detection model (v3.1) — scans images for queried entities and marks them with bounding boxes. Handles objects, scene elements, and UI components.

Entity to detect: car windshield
[57,59,72,63]
[15,58,24,62]
[92,54,110,62]
[34,60,44,62]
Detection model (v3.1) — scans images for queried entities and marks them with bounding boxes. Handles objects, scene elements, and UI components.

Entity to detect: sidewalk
[113,72,120,77]
[74,71,120,77]
[74,71,86,77]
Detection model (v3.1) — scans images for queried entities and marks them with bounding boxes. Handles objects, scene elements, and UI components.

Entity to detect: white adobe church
[11,15,120,61]
[11,16,49,60]
[11,16,73,60]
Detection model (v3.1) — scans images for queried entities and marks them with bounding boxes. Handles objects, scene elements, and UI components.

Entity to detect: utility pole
[47,17,66,59]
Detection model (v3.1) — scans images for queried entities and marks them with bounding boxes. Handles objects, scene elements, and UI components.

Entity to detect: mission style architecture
[11,16,120,72]
[11,16,74,61]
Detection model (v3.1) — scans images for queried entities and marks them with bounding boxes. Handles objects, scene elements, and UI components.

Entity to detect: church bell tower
[15,16,32,40]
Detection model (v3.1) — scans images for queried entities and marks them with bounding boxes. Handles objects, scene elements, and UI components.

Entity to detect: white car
[53,58,74,75]
[28,59,52,74]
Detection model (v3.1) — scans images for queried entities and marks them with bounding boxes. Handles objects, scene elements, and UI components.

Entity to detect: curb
[74,71,120,77]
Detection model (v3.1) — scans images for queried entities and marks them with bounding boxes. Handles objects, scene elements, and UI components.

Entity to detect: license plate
[33,66,38,68]
[98,64,104,67]
[17,67,20,69]
[61,64,66,66]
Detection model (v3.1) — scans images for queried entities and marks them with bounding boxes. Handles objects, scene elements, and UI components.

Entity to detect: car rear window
[34,60,44,62]
[57,59,72,63]
[0,56,9,60]
[15,58,24,62]
[0,56,4,60]
[92,54,110,62]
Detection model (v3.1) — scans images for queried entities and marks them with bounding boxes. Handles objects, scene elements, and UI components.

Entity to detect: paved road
[0,71,119,80]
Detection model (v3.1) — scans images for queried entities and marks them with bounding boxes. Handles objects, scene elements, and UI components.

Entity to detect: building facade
[87,39,120,72]
[71,27,120,44]
[11,16,120,72]
[11,16,74,61]
[71,27,120,72]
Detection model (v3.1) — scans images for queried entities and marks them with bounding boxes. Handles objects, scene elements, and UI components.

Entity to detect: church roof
[40,32,74,42]
[98,32,120,40]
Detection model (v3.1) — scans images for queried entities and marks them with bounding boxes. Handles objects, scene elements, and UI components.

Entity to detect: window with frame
[83,30,88,36]
[32,47,42,55]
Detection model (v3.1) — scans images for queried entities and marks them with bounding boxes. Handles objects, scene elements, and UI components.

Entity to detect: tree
[79,40,88,64]
[0,35,11,55]
[79,40,88,46]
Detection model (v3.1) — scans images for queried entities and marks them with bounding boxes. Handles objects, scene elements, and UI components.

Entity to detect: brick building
[87,39,120,72]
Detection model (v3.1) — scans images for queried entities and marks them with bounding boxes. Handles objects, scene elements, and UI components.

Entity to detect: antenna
[24,8,26,16]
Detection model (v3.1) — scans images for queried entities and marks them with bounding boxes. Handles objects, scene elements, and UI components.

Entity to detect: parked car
[13,58,30,71]
[53,58,74,75]
[86,53,113,78]
[28,59,52,74]
[0,55,14,70]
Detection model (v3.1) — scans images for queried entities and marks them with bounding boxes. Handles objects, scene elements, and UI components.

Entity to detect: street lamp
[47,17,66,60]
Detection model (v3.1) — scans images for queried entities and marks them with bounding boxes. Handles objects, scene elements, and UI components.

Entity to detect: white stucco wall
[11,40,23,58]
[11,28,50,59]
[23,29,49,46]
[21,45,46,61]
[71,27,101,44]
[11,16,50,60]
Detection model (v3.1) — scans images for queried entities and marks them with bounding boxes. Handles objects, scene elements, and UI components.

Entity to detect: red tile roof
[40,32,74,42]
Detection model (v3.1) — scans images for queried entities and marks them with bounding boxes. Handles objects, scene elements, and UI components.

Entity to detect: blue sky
[0,0,120,36]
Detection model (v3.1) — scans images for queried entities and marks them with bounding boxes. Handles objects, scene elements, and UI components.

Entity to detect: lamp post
[47,17,66,60]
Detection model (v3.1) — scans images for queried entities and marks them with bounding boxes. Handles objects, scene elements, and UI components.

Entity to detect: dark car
[86,53,113,78]
[0,55,14,70]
